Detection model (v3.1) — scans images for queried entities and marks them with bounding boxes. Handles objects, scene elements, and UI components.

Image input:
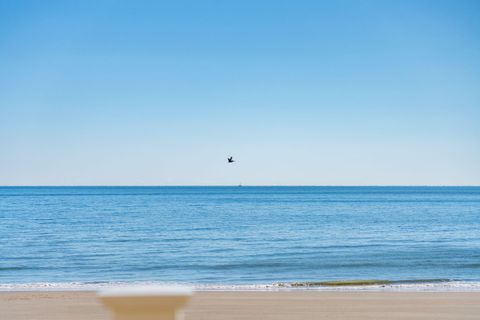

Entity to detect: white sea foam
[2,281,480,292]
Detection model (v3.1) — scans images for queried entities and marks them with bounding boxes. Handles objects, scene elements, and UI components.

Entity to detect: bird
[227,156,235,163]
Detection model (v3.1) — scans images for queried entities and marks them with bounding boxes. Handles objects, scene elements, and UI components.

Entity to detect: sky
[0,0,479,186]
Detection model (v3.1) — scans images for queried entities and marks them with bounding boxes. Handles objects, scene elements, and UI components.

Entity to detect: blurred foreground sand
[1,291,480,320]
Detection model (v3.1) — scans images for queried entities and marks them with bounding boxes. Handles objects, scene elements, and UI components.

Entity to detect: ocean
[1,186,479,291]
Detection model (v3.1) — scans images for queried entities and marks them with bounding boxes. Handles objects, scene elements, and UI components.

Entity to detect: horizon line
[1,185,479,187]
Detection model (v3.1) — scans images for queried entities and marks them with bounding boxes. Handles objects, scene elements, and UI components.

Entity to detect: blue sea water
[1,186,479,290]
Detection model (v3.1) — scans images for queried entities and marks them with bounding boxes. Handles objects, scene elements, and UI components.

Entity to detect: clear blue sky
[1,0,479,185]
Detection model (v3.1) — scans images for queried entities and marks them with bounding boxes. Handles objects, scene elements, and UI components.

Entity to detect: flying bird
[227,157,235,163]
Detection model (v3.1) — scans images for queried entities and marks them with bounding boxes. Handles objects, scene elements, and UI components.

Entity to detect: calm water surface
[1,187,479,287]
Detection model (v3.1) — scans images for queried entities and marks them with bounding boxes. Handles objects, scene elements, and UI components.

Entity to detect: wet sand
[1,291,480,320]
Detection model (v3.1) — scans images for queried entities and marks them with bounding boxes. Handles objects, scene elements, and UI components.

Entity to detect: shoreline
[2,280,480,292]
[2,291,480,319]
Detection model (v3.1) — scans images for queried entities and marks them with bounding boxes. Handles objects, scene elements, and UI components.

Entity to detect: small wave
[286,280,392,287]
[277,278,453,287]
[393,279,451,284]
[461,264,480,268]
[0,266,29,271]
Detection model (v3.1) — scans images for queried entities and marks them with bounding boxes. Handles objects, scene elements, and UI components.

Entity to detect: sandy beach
[1,291,480,320]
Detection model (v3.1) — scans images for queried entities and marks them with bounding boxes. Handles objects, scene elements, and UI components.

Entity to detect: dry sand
[1,291,480,320]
